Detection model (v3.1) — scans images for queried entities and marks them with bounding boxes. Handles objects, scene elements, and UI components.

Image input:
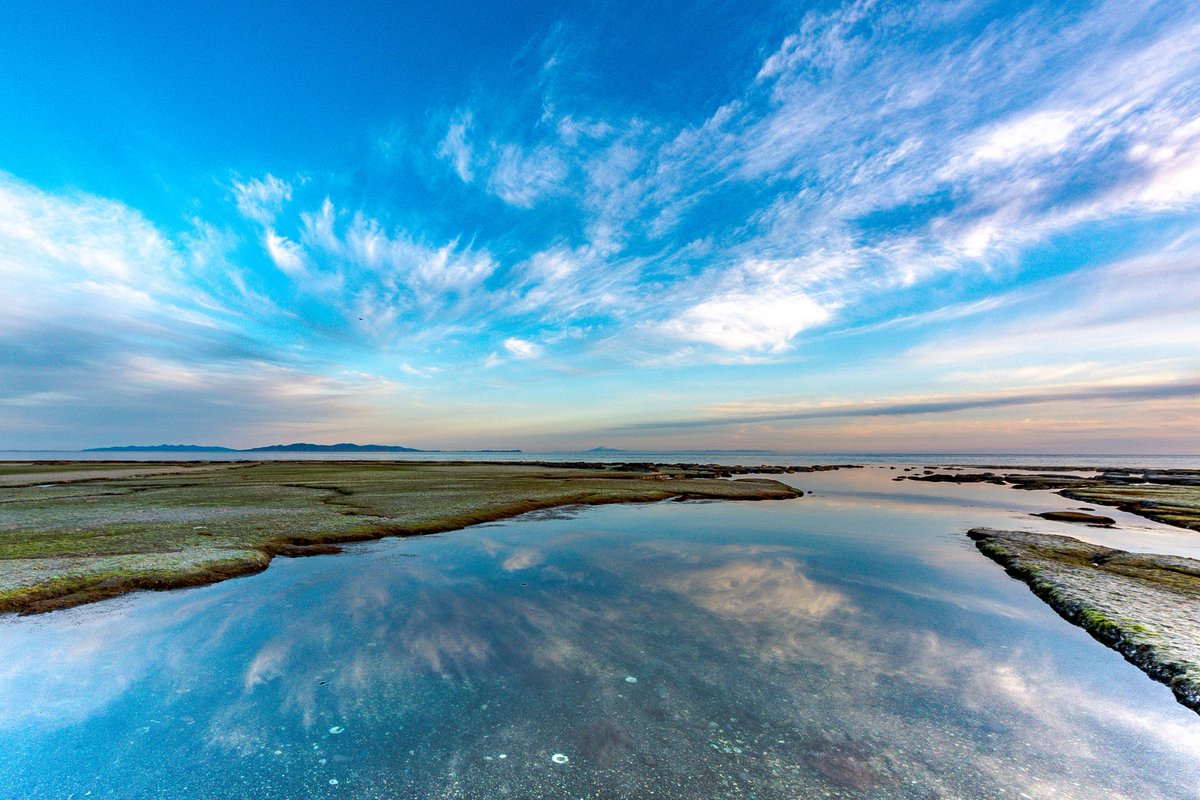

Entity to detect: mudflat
[0,460,801,614]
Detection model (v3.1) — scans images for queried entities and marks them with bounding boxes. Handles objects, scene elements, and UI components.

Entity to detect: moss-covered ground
[0,460,801,614]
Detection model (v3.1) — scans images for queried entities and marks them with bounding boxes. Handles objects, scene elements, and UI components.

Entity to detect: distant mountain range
[82,443,522,453]
[84,444,239,452]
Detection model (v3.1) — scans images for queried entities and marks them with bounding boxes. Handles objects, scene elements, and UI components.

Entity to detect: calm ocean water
[1,450,1197,469]
[1,467,1197,798]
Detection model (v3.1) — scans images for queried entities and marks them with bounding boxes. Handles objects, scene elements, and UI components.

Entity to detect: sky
[1,0,1199,453]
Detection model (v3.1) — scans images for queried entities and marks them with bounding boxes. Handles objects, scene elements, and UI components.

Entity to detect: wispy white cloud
[299,197,341,254]
[438,112,475,182]
[662,288,830,353]
[299,202,497,314]
[486,143,568,208]
[263,229,307,276]
[502,336,542,359]
[231,174,293,225]
[907,247,1200,369]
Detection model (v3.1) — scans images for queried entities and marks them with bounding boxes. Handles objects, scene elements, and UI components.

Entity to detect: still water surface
[2,450,1198,470]
[1,468,1197,798]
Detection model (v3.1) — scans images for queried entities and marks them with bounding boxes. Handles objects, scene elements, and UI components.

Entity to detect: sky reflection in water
[1,469,1198,798]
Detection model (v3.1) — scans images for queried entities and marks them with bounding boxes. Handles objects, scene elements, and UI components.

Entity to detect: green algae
[0,460,801,614]
[968,527,1200,714]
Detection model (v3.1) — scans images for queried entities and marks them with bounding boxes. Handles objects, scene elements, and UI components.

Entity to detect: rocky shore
[968,528,1200,713]
[897,468,1200,531]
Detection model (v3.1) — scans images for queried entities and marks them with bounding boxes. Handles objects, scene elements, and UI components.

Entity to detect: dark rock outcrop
[1032,511,1116,526]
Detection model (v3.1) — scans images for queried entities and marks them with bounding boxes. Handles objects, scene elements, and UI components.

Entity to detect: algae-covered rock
[968,527,1200,714]
[1061,483,1200,532]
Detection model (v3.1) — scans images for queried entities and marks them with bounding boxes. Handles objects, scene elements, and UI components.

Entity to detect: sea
[1,449,1197,470]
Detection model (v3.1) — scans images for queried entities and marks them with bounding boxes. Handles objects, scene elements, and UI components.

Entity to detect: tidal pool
[1,467,1198,798]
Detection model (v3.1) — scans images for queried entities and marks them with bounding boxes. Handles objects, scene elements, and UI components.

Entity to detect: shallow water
[2,449,1198,470]
[1,468,1198,798]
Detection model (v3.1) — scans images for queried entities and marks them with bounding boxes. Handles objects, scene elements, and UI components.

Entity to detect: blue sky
[2,0,1198,452]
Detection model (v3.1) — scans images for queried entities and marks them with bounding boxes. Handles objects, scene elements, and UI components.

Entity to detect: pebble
[624,676,638,683]
[329,726,344,735]
[551,753,570,765]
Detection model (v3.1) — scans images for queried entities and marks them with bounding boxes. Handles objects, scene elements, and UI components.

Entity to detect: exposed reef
[899,471,1007,484]
[0,460,802,615]
[1060,483,1200,532]
[968,528,1200,714]
[1032,511,1115,526]
[896,468,1200,531]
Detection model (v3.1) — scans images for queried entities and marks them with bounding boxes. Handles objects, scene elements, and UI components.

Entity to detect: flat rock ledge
[968,528,1200,714]
[1031,511,1115,526]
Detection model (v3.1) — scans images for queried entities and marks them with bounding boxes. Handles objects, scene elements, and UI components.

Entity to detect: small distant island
[82,443,523,454]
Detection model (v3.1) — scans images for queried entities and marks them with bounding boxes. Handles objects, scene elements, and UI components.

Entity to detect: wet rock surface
[1032,511,1116,526]
[899,472,1007,484]
[901,467,1200,530]
[1061,483,1200,532]
[968,528,1200,713]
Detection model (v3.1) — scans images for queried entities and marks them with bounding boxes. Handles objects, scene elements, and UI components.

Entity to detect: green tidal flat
[0,460,799,614]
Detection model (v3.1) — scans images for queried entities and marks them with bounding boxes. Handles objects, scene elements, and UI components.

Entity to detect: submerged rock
[797,733,889,793]
[968,528,1200,714]
[574,719,634,766]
